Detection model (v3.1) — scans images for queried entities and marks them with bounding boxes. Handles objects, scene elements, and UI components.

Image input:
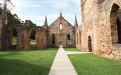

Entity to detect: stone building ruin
[1,0,121,61]
[0,4,77,50]
[76,0,121,61]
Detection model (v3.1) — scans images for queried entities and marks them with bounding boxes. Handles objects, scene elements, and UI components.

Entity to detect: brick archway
[110,3,121,44]
[88,36,92,52]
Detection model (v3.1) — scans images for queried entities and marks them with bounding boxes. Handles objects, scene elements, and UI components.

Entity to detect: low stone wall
[112,44,121,61]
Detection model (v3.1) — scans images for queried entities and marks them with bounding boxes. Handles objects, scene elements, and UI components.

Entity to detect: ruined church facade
[0,3,77,50]
[76,0,121,61]
[47,12,77,48]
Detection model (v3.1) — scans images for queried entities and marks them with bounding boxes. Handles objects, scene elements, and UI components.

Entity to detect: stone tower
[43,15,48,30]
[0,2,7,49]
[1,2,7,25]
[74,15,78,30]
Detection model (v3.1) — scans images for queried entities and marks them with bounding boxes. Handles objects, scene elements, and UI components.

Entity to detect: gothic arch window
[52,33,55,44]
[110,3,121,44]
[12,29,17,46]
[30,29,36,45]
[60,24,62,29]
[67,34,70,40]
[88,36,92,52]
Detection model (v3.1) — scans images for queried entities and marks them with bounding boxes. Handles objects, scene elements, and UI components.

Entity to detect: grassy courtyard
[68,53,121,75]
[0,48,58,75]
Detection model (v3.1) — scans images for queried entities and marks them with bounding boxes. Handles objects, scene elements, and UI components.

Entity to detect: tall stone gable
[48,12,76,48]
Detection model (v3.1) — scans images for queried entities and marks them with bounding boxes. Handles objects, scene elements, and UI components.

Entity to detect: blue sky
[11,0,82,26]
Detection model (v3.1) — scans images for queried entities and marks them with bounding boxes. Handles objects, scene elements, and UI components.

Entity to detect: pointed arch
[67,34,70,40]
[110,3,121,44]
[12,29,17,46]
[88,36,92,52]
[52,33,55,44]
[30,29,36,45]
[60,24,62,29]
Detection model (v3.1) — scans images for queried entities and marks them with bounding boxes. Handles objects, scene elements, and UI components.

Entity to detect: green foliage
[69,53,121,75]
[0,48,58,75]
[0,7,21,24]
[7,10,21,24]
[25,20,36,26]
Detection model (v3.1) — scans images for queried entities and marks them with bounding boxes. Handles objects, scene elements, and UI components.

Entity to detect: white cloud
[10,0,82,26]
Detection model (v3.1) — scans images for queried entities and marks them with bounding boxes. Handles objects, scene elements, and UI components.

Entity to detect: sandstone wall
[48,16,76,48]
[2,24,47,50]
[78,0,121,61]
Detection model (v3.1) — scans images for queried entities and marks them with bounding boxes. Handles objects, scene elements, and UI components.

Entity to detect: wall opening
[88,36,92,52]
[60,24,62,29]
[67,34,71,47]
[12,29,17,46]
[67,34,70,40]
[110,3,121,44]
[30,30,36,45]
[52,33,55,44]
[59,41,63,45]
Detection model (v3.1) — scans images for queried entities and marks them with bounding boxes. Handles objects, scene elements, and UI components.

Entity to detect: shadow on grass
[0,58,50,75]
[0,51,21,57]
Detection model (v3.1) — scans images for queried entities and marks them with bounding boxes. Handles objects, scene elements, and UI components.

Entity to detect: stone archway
[59,41,63,48]
[110,3,121,44]
[30,29,36,45]
[11,29,18,49]
[88,36,92,52]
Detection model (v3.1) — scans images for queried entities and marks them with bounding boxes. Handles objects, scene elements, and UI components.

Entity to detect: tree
[0,0,14,11]
[0,7,21,24]
[25,20,36,26]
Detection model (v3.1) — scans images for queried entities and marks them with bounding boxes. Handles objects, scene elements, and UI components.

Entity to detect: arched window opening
[30,30,36,45]
[60,24,62,29]
[52,34,55,44]
[12,29,17,46]
[88,36,92,52]
[110,4,121,44]
[117,18,121,44]
[67,34,70,40]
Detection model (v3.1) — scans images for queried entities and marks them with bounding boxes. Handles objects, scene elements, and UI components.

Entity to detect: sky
[11,0,82,26]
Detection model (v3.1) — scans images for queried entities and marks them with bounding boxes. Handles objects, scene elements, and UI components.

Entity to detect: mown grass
[64,48,82,51]
[12,37,36,45]
[12,36,17,45]
[0,48,58,75]
[30,39,36,45]
[68,53,121,75]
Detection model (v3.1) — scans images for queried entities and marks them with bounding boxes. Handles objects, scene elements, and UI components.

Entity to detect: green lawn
[12,36,17,45]
[12,37,36,45]
[0,48,58,75]
[68,53,121,75]
[64,48,82,51]
[30,39,36,45]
